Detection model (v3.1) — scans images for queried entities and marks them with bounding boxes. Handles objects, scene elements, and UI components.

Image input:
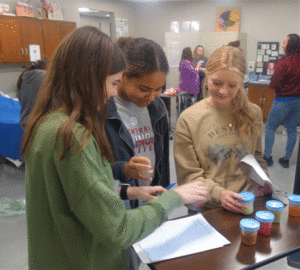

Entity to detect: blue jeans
[264,98,300,159]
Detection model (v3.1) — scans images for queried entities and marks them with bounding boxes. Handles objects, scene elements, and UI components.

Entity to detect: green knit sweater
[25,110,182,270]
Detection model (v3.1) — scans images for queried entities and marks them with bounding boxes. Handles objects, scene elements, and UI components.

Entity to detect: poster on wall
[215,6,241,32]
[116,18,129,38]
[255,42,280,75]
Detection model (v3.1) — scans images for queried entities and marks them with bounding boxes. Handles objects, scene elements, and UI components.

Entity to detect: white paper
[261,44,270,50]
[256,68,263,73]
[240,154,287,204]
[116,18,129,39]
[29,45,41,62]
[271,51,278,57]
[266,49,271,55]
[271,44,277,50]
[133,214,230,264]
[257,49,265,55]
[257,55,263,62]
[263,55,269,62]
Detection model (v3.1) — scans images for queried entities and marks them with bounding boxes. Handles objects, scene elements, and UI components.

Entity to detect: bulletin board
[255,42,279,75]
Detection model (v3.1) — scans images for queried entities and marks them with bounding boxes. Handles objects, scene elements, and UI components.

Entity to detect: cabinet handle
[21,48,24,55]
[25,48,28,56]
[263,98,266,104]
[260,98,262,104]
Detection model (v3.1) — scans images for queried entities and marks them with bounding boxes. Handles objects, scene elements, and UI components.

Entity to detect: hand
[125,186,167,201]
[254,183,273,197]
[196,61,202,69]
[219,190,247,214]
[174,182,209,205]
[124,156,153,182]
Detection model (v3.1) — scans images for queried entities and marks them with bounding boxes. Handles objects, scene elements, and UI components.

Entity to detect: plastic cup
[238,192,255,215]
[288,194,300,217]
[266,200,284,223]
[255,211,275,236]
[240,218,260,245]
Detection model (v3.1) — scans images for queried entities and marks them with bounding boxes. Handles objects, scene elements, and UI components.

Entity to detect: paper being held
[240,154,287,204]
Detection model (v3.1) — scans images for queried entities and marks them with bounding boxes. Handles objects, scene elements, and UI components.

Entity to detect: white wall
[132,0,300,87]
[1,0,300,96]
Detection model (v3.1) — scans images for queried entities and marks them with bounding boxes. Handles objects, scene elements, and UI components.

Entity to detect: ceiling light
[78,8,90,12]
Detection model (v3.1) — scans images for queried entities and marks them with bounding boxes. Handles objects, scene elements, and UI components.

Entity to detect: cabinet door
[19,17,46,62]
[0,16,24,62]
[42,20,62,60]
[262,86,275,121]
[60,21,76,39]
[248,84,263,113]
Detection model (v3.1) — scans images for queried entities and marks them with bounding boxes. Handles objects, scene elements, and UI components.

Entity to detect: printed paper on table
[133,213,230,264]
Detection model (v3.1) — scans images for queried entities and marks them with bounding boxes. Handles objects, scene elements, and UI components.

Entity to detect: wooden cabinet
[43,20,76,60]
[0,16,24,63]
[19,17,45,61]
[42,20,63,60]
[0,15,76,63]
[248,84,274,121]
[60,21,76,39]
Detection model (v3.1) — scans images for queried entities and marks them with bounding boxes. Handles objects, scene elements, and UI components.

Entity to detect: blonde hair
[204,46,261,139]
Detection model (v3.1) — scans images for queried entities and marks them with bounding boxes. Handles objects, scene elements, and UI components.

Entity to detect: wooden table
[150,196,300,270]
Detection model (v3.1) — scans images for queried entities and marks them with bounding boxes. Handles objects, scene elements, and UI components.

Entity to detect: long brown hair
[21,26,114,162]
[204,46,261,139]
[180,47,194,63]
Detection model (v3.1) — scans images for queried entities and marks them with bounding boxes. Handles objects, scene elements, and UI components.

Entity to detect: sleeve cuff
[210,186,225,204]
[148,190,183,217]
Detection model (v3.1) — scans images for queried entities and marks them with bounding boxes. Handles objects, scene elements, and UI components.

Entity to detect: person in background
[175,46,271,214]
[193,45,208,101]
[179,47,200,112]
[21,26,209,270]
[16,59,49,129]
[105,37,172,209]
[263,34,300,169]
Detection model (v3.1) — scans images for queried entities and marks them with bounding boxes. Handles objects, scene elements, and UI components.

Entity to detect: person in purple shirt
[179,47,200,112]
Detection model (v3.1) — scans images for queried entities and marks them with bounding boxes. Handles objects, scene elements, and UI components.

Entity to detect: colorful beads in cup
[266,200,284,223]
[288,194,300,217]
[240,219,260,245]
[238,192,255,215]
[255,211,275,236]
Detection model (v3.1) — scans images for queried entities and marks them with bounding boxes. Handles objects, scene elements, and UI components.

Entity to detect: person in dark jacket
[263,34,300,168]
[105,37,170,209]
[16,59,49,129]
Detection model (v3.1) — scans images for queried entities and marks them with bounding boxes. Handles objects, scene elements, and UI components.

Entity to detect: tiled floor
[0,126,298,270]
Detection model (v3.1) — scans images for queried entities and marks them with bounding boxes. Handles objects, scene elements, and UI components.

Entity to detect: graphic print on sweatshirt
[114,96,156,182]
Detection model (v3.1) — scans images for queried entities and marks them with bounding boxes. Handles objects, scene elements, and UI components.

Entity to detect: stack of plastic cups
[238,192,255,215]
[266,200,284,223]
[240,219,260,245]
[255,211,275,236]
[288,194,300,217]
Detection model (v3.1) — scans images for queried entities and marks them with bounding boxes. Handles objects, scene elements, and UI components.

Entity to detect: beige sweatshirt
[174,98,268,209]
